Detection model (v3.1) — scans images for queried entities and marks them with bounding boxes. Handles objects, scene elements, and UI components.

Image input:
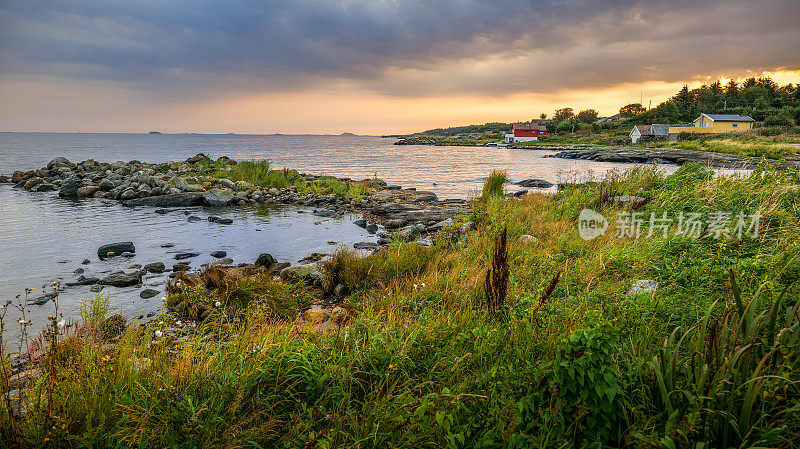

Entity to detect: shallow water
[0,133,679,341]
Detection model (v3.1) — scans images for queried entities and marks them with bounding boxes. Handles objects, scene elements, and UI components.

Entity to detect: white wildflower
[56,320,65,329]
[154,330,163,338]
[214,301,221,308]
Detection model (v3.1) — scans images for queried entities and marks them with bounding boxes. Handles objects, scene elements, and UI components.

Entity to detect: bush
[482,170,507,199]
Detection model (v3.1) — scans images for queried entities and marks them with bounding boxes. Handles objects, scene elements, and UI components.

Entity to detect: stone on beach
[98,242,135,259]
[99,272,143,287]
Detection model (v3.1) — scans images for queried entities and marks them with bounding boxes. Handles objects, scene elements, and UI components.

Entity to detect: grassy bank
[3,163,800,447]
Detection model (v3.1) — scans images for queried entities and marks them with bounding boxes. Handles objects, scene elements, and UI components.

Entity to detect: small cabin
[504,122,548,143]
[669,114,755,135]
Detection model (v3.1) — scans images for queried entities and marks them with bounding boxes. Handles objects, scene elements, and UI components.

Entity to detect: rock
[334,284,347,296]
[74,268,84,275]
[366,223,379,234]
[353,219,367,228]
[393,224,422,241]
[139,289,160,299]
[269,262,290,274]
[186,153,208,164]
[330,306,351,325]
[385,218,408,229]
[313,209,338,218]
[429,218,453,231]
[160,243,175,248]
[23,177,43,190]
[303,308,329,324]
[214,258,234,265]
[99,178,115,191]
[208,215,220,223]
[353,241,378,250]
[174,252,199,260]
[66,275,100,286]
[516,234,538,245]
[58,177,84,198]
[122,193,205,207]
[90,285,104,292]
[216,218,233,225]
[210,250,227,258]
[81,258,91,265]
[47,157,70,169]
[99,272,143,287]
[76,185,101,198]
[120,189,137,201]
[143,262,165,273]
[120,251,135,258]
[187,215,201,222]
[173,263,190,272]
[516,178,554,188]
[280,263,322,285]
[299,253,326,264]
[202,188,235,206]
[98,242,135,259]
[154,209,168,214]
[629,280,659,295]
[31,292,57,306]
[255,253,277,267]
[34,183,57,192]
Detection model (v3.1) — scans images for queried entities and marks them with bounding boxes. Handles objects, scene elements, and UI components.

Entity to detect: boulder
[76,185,101,198]
[98,242,135,259]
[210,250,227,258]
[98,178,115,191]
[47,157,71,169]
[330,306,351,325]
[302,308,329,324]
[99,272,143,287]
[23,177,43,191]
[122,193,204,207]
[366,223,379,234]
[34,183,57,192]
[139,289,160,299]
[143,262,165,273]
[280,263,322,285]
[202,188,235,206]
[58,177,84,198]
[174,252,199,260]
[516,234,538,245]
[216,218,233,225]
[516,179,554,188]
[66,275,100,286]
[255,253,277,267]
[353,241,378,250]
[185,153,208,164]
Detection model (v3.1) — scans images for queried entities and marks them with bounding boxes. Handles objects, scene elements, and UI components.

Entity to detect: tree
[539,113,547,120]
[576,109,599,123]
[725,80,738,97]
[552,108,574,122]
[619,103,646,118]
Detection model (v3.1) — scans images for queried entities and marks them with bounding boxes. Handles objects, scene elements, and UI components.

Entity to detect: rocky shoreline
[0,153,469,236]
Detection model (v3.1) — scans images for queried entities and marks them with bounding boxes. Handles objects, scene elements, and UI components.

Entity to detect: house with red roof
[504,122,549,143]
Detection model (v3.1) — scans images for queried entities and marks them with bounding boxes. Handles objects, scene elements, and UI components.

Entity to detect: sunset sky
[1,0,799,135]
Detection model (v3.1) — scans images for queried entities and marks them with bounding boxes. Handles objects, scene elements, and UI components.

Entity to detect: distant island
[339,132,357,136]
[148,131,161,134]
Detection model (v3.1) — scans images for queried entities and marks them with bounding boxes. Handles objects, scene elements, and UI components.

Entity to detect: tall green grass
[481,170,507,199]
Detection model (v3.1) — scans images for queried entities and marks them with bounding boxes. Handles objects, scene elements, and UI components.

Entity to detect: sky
[1,0,799,135]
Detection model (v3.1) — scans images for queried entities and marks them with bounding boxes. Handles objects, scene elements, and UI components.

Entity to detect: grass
[481,170,507,199]
[3,163,800,447]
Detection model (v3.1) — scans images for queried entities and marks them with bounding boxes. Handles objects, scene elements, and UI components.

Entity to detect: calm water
[0,132,674,340]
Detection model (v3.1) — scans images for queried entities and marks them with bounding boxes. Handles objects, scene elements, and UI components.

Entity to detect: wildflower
[154,330,163,338]
[158,321,164,325]
[388,364,394,369]
[57,320,65,329]
[214,301,221,308]
[176,320,182,326]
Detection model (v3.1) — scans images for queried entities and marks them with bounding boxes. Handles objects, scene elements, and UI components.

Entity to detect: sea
[0,132,678,341]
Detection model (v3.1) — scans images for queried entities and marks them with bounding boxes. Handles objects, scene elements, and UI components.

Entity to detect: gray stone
[90,284,104,292]
[174,252,199,260]
[202,188,235,206]
[98,178,115,191]
[139,289,160,299]
[99,272,143,287]
[216,218,233,225]
[255,253,276,267]
[280,263,322,285]
[516,234,538,245]
[143,262,165,273]
[629,279,659,295]
[121,193,204,207]
[119,189,137,201]
[210,250,227,258]
[34,183,57,192]
[516,179,554,188]
[366,223,379,234]
[98,242,135,259]
[186,215,201,222]
[353,241,378,250]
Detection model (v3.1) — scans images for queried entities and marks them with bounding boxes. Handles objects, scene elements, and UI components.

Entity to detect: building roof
[697,113,755,122]
[632,125,651,135]
[512,122,547,131]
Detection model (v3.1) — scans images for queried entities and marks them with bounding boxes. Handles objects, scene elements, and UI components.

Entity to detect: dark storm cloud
[1,0,798,96]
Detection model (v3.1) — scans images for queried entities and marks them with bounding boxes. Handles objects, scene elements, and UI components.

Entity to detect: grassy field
[3,164,800,447]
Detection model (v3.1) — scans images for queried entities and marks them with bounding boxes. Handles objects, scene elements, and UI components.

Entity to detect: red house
[505,122,549,142]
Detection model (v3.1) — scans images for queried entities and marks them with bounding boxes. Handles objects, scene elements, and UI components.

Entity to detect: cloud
[0,0,798,100]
